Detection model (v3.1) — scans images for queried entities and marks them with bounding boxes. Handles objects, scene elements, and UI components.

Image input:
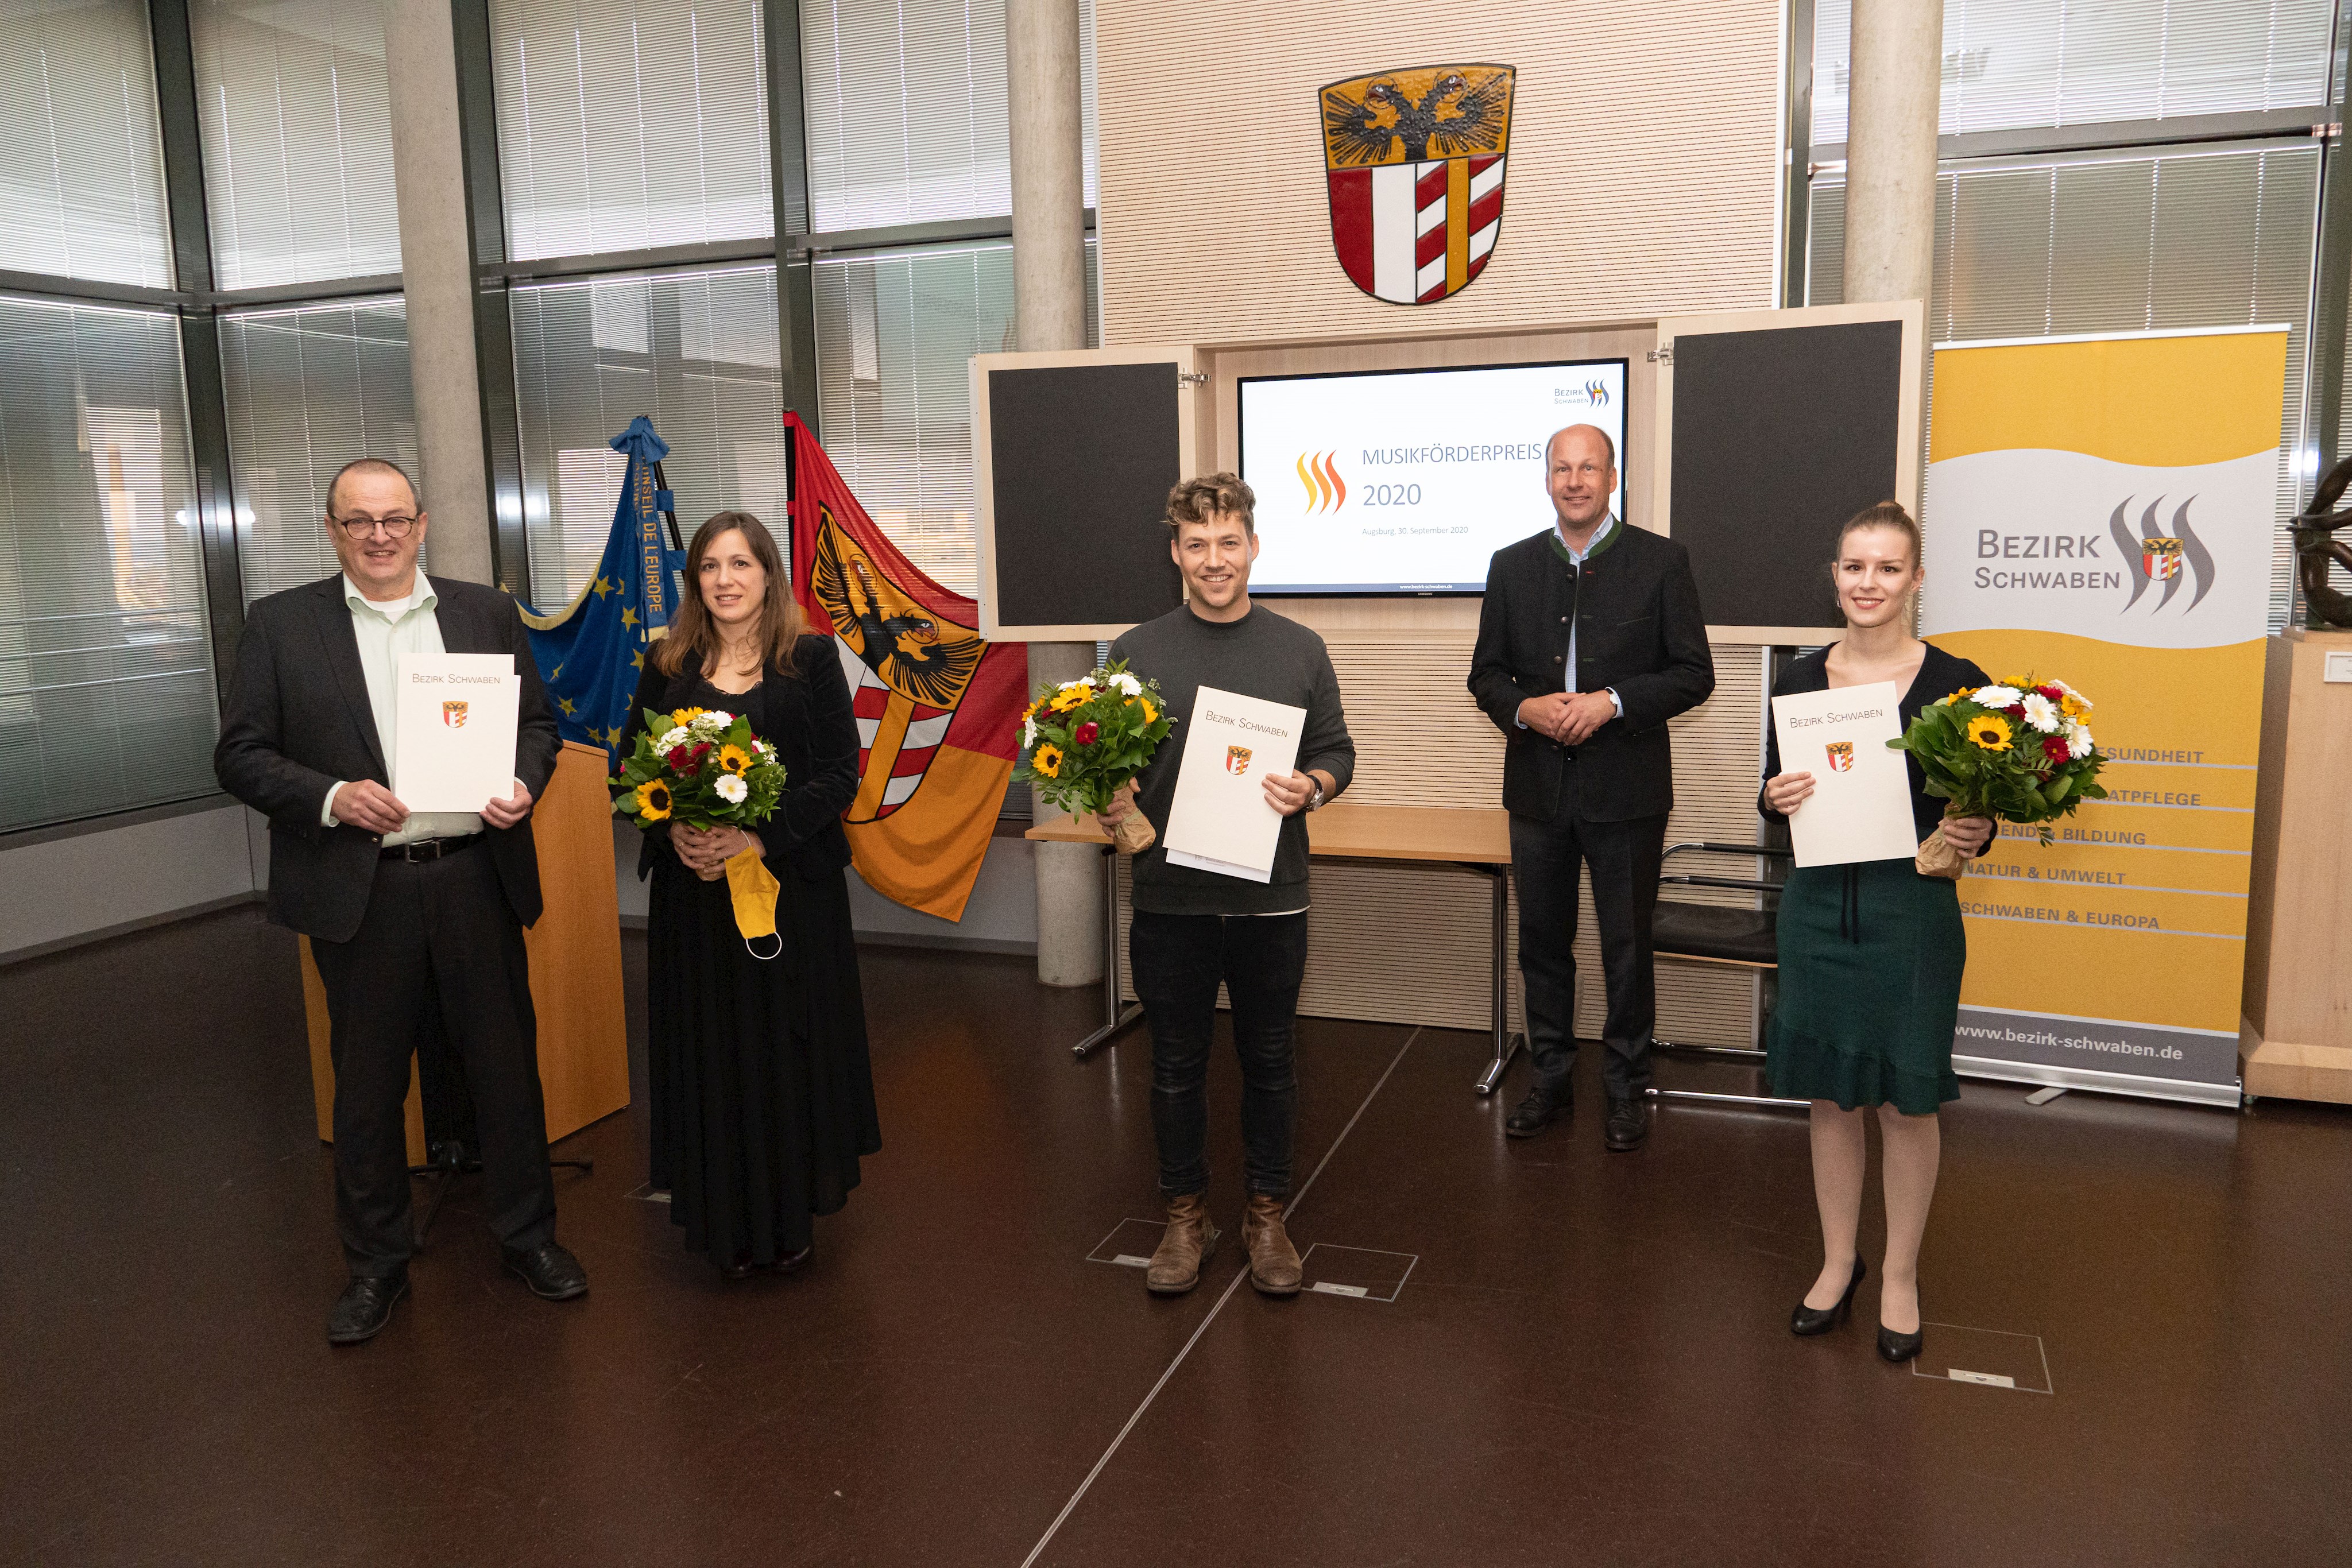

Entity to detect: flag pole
[649,459,685,552]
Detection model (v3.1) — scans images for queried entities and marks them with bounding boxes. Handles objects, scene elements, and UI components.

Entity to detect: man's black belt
[381,834,484,862]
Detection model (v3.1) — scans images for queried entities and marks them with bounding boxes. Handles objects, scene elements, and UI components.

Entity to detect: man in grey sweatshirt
[1100,473,1355,1299]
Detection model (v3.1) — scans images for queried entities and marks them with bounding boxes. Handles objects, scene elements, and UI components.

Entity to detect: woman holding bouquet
[627,512,879,1279]
[1759,502,1994,1363]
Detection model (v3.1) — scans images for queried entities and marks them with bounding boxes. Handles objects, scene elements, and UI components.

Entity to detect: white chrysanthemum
[714,772,748,804]
[2066,722,2094,760]
[696,710,733,730]
[1021,719,1038,749]
[2021,692,2061,732]
[1971,684,2020,708]
[1108,672,1142,696]
[656,726,688,751]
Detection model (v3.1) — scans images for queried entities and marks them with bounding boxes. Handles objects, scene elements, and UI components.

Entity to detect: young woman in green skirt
[1760,503,1995,1364]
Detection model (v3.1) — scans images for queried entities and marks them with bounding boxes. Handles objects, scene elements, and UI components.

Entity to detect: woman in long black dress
[1759,502,1994,1362]
[627,510,879,1279]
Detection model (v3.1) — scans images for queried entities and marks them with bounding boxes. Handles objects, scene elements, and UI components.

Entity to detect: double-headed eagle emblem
[1320,64,1517,305]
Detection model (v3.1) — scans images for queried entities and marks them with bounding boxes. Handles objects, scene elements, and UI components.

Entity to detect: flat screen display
[1236,358,1628,595]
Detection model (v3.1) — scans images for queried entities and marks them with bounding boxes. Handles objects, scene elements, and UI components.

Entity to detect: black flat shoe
[720,1253,760,1280]
[1878,1323,1924,1363]
[1506,1079,1571,1138]
[1790,1257,1864,1337]
[327,1271,408,1345]
[774,1244,813,1275]
[1603,1096,1649,1151]
[502,1241,589,1301]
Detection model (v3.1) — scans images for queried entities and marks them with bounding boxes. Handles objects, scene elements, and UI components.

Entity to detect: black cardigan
[1760,642,1995,850]
[627,633,858,883]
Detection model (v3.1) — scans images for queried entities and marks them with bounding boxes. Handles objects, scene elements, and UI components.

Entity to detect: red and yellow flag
[786,413,1024,920]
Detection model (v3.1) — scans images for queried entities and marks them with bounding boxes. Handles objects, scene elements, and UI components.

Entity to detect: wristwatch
[1306,777,1326,812]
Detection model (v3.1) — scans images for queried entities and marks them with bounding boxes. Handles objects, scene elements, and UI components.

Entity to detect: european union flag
[519,416,687,763]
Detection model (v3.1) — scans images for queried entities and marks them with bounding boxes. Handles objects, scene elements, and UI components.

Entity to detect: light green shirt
[322,574,486,846]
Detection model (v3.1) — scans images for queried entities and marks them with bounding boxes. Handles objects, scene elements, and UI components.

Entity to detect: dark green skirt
[1765,858,1964,1115]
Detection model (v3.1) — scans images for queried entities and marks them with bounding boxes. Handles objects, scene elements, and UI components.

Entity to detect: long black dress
[629,633,880,1264]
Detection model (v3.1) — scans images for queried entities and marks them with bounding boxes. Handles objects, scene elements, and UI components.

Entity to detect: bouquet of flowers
[609,705,788,830]
[1013,660,1175,853]
[1889,673,2107,878]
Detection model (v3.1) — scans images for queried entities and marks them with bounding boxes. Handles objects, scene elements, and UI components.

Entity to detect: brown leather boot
[1243,1194,1302,1296]
[1144,1193,1218,1295]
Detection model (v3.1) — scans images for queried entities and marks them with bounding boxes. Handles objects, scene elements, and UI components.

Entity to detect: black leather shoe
[501,1241,589,1300]
[775,1243,813,1275]
[1604,1096,1649,1151]
[1505,1079,1572,1137]
[1791,1257,1864,1336]
[1878,1323,1924,1363]
[327,1271,408,1345]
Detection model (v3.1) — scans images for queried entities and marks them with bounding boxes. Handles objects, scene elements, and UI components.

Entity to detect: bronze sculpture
[2295,454,2352,628]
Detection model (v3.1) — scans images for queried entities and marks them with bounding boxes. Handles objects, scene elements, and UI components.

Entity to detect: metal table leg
[1073,843,1143,1061]
[1475,863,1524,1095]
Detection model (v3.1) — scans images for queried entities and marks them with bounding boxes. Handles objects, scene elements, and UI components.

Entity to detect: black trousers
[308,845,558,1276]
[1128,910,1308,1199]
[1510,807,1668,1100]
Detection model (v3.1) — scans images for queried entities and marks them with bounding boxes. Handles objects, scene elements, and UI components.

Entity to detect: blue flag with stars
[519,416,687,764]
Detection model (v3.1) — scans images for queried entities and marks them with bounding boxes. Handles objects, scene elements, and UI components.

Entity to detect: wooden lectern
[298,740,632,1159]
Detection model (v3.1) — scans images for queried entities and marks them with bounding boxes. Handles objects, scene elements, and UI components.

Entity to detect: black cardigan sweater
[1759,641,1995,851]
[627,632,858,884]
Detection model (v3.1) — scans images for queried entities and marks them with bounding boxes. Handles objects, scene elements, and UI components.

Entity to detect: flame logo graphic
[1585,380,1610,406]
[2109,495,2214,613]
[1295,450,1348,513]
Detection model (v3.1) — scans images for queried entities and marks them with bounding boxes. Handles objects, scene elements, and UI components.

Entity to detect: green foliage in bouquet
[1013,659,1175,816]
[1889,675,2107,843]
[610,704,787,829]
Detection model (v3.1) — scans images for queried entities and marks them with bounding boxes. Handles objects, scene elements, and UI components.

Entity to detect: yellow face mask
[724,843,782,960]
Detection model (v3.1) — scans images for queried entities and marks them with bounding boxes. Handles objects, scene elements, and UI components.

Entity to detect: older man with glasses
[215,458,585,1344]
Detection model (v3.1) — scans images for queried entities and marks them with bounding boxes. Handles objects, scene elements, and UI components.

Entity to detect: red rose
[1073,721,1100,746]
[2006,703,2027,719]
[2036,684,2064,702]
[2042,735,2070,763]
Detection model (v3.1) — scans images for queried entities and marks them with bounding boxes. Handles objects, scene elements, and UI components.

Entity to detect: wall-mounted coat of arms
[1320,63,1516,305]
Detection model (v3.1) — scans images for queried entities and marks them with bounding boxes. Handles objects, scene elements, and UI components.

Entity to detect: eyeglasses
[332,514,419,539]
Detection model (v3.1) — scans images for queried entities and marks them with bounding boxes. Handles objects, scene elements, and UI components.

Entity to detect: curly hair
[1165,472,1255,536]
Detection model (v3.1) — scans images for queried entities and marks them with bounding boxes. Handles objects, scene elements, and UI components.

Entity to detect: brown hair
[1833,500,1921,568]
[653,511,806,679]
[1166,472,1255,536]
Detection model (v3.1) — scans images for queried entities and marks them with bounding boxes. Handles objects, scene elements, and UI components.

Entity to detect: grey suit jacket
[213,574,560,942]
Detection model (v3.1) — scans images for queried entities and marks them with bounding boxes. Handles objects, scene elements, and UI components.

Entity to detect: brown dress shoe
[1145,1193,1220,1295]
[1242,1194,1302,1296]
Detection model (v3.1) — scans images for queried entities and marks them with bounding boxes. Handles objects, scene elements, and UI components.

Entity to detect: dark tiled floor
[2,905,2348,1566]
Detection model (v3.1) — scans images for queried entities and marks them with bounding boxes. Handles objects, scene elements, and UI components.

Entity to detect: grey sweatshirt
[1107,604,1356,916]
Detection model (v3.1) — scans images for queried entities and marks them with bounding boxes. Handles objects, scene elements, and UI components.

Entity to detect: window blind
[219,298,425,604]
[800,0,1099,232]
[1806,141,2320,629]
[490,0,774,262]
[510,264,788,608]
[1812,0,2334,145]
[0,295,218,833]
[0,0,173,288]
[189,0,402,289]
[811,237,1097,597]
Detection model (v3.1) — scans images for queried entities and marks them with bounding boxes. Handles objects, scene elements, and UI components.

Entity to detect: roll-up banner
[1921,326,2289,1106]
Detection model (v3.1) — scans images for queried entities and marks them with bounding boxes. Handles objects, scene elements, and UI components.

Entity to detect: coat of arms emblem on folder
[442,700,469,729]
[1319,63,1515,305]
[1225,745,1254,775]
[1824,741,1855,773]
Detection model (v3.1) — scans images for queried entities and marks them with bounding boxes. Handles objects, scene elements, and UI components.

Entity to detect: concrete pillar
[386,0,494,583]
[1007,0,1102,987]
[1842,0,1941,307]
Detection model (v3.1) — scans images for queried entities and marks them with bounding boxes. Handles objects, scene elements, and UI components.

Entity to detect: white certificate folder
[1160,686,1307,882]
[391,653,521,812]
[1769,681,1918,868]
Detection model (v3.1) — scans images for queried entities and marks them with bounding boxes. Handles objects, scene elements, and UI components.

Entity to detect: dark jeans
[308,846,558,1276]
[1128,910,1308,1199]
[1510,808,1668,1101]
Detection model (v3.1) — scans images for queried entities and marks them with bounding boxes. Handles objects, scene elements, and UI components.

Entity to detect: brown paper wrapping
[1914,810,1971,881]
[1111,812,1158,854]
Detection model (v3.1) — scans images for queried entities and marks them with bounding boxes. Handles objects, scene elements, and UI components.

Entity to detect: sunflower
[635,779,674,820]
[1139,695,1158,725]
[1022,698,1043,722]
[2058,692,2088,719]
[1966,713,2014,752]
[1048,684,1091,714]
[717,744,752,775]
[671,707,707,727]
[1999,674,2034,690]
[1032,743,1065,778]
[1936,688,1972,707]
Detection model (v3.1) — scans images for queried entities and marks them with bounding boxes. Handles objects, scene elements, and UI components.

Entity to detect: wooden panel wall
[1093,0,1784,349]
